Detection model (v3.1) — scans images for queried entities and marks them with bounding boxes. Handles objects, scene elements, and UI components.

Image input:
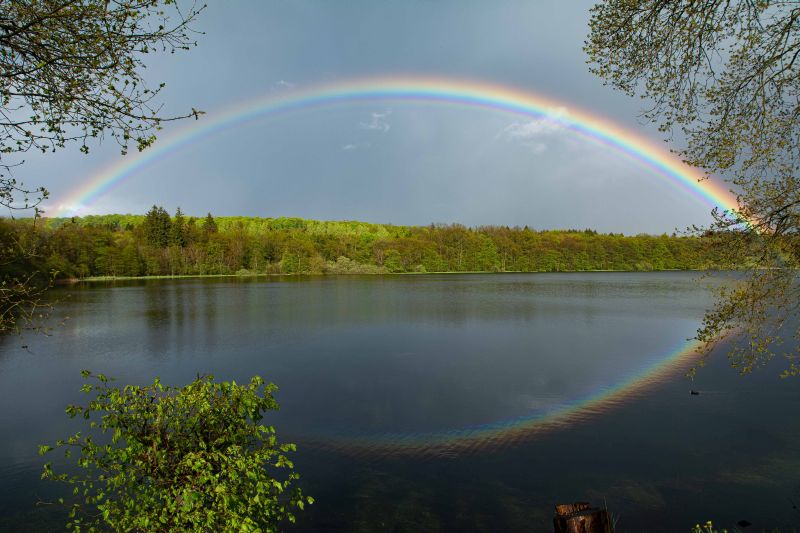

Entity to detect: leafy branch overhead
[586,1,800,376]
[40,372,313,531]
[0,0,206,209]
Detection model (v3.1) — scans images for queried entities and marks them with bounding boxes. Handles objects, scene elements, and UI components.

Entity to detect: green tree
[119,242,143,277]
[142,205,172,248]
[475,235,500,272]
[171,207,187,247]
[383,249,403,273]
[0,218,52,332]
[586,1,800,375]
[40,371,312,531]
[184,217,199,247]
[203,212,219,235]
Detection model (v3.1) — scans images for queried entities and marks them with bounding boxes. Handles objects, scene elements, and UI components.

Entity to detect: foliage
[40,371,312,532]
[325,256,387,275]
[0,217,54,333]
[0,0,204,334]
[585,1,800,375]
[203,212,218,234]
[142,205,173,248]
[0,0,205,209]
[11,208,737,278]
[171,207,186,247]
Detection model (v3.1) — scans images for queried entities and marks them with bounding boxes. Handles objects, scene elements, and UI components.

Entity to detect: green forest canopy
[2,207,739,279]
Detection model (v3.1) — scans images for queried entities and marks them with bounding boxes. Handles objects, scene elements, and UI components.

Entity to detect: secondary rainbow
[52,75,739,216]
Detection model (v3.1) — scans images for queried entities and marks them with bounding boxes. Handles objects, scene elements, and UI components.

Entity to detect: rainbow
[49,76,724,455]
[302,337,704,457]
[51,75,739,216]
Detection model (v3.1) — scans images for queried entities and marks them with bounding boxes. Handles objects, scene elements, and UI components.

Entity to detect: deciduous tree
[0,0,205,210]
[585,1,800,375]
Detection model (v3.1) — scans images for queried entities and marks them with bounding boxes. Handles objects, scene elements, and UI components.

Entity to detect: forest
[0,206,734,280]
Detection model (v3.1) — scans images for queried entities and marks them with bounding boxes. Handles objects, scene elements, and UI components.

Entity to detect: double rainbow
[51,77,720,455]
[52,76,739,216]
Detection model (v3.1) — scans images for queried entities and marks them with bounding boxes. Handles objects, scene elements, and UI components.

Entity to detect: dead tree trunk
[553,502,612,533]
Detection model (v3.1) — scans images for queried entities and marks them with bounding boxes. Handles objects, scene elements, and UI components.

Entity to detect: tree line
[0,206,738,280]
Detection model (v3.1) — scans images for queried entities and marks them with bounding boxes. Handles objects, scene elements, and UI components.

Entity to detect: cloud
[341,142,370,151]
[272,79,295,91]
[527,142,548,155]
[41,203,90,217]
[359,109,392,132]
[500,107,571,153]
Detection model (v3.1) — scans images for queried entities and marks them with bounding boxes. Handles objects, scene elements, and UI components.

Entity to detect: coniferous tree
[184,217,198,247]
[203,213,218,235]
[171,208,186,247]
[143,206,171,248]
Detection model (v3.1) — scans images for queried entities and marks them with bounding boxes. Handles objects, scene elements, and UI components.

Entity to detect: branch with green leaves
[0,0,206,210]
[40,371,313,532]
[587,0,800,375]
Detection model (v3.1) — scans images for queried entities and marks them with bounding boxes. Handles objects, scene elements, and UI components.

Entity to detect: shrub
[40,371,312,531]
[325,256,387,275]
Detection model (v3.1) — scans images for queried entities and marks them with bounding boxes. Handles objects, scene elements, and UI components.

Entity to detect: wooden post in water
[553,502,612,533]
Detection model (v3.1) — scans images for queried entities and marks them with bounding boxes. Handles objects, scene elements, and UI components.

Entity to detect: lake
[1,272,798,531]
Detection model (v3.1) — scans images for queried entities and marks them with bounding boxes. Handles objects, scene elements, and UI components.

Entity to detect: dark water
[0,272,798,531]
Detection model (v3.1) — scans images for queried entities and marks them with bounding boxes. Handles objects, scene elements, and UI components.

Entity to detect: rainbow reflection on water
[301,338,702,458]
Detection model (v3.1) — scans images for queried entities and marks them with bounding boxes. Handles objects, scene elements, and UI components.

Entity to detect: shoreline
[67,268,718,284]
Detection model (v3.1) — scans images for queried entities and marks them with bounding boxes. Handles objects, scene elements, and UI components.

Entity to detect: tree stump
[553,502,612,533]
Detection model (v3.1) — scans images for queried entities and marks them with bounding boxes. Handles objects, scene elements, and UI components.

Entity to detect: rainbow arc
[51,77,722,453]
[52,76,739,217]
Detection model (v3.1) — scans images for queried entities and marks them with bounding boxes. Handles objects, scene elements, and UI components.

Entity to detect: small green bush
[40,371,312,531]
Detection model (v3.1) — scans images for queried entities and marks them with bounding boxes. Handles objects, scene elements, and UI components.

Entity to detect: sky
[27,1,728,234]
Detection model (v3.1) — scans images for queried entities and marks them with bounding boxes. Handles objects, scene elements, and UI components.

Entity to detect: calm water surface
[0,272,798,531]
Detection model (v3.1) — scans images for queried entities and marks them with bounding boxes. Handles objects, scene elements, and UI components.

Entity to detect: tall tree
[586,1,800,376]
[203,212,218,235]
[171,207,186,247]
[142,205,171,248]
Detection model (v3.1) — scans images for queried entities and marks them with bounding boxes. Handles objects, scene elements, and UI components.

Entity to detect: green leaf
[41,370,309,530]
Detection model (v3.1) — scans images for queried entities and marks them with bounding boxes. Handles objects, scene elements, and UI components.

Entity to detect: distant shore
[68,268,712,283]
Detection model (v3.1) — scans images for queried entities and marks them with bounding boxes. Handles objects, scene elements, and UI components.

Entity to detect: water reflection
[1,272,798,531]
[10,274,721,449]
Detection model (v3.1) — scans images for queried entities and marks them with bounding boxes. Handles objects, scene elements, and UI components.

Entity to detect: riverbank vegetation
[2,207,741,280]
